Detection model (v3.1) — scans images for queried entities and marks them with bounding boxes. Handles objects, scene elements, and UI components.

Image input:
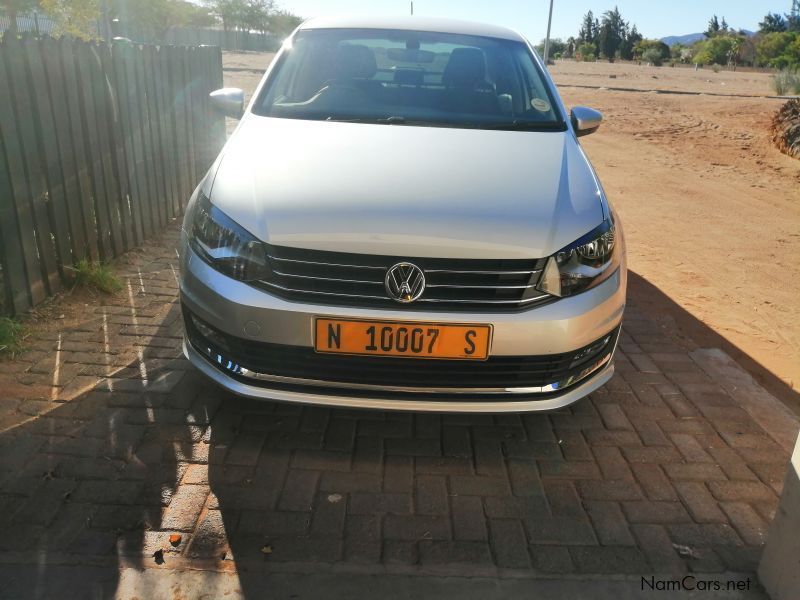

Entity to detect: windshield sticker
[531,98,551,112]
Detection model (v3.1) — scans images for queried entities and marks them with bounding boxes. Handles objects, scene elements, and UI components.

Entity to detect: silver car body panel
[208,118,604,259]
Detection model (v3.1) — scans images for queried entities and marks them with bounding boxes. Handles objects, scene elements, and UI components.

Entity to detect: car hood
[208,116,605,259]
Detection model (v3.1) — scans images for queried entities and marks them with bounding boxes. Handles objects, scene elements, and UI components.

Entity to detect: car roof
[298,16,527,43]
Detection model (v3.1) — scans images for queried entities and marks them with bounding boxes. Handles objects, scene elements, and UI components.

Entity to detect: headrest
[442,48,487,88]
[335,44,377,79]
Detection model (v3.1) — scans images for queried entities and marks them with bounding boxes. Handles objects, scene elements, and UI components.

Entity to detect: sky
[273,0,791,42]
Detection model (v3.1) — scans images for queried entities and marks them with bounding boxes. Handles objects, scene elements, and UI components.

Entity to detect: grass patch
[68,259,123,294]
[0,317,23,354]
[772,70,800,96]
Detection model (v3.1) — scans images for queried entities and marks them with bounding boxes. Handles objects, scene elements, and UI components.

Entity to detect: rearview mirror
[387,48,435,63]
[210,87,245,119]
[570,106,603,137]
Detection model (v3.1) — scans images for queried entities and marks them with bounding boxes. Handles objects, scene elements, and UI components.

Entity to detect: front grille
[184,308,619,397]
[254,245,551,311]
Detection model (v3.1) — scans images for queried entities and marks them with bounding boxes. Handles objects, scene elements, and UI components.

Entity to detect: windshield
[253,28,566,131]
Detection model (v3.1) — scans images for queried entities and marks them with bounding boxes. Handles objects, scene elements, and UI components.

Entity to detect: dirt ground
[220,52,800,405]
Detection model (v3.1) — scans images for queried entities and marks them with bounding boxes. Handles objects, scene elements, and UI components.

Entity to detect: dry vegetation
[772,98,800,158]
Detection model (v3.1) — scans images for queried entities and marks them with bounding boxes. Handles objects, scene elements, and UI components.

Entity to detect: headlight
[188,193,271,282]
[537,219,619,297]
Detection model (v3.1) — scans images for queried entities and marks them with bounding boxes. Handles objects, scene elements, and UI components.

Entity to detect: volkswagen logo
[385,262,425,303]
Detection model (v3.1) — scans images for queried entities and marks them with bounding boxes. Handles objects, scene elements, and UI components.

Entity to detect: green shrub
[642,48,663,66]
[68,259,123,294]
[711,64,720,73]
[0,317,23,354]
[773,70,800,95]
[577,43,596,62]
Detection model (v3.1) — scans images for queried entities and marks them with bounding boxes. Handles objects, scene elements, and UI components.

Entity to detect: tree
[0,0,38,37]
[705,15,721,38]
[788,0,800,32]
[727,36,744,69]
[110,0,216,42]
[536,37,566,58]
[760,12,787,33]
[204,0,246,32]
[693,34,746,66]
[244,0,273,33]
[564,36,576,58]
[634,39,670,62]
[40,0,101,40]
[756,30,800,68]
[597,6,627,62]
[578,10,598,50]
[268,9,301,39]
[620,24,642,60]
[641,48,663,66]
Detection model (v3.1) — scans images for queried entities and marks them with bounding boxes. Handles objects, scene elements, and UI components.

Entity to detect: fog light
[570,334,612,368]
[190,314,230,353]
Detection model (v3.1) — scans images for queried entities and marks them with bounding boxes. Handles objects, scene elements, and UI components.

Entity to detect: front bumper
[184,337,617,412]
[180,237,626,412]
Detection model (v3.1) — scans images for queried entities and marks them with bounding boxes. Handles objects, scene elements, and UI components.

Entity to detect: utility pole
[411,2,414,15]
[543,0,554,64]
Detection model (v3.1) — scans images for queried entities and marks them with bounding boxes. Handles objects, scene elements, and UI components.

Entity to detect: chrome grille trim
[425,269,541,275]
[258,245,551,310]
[257,280,388,301]
[425,283,538,289]
[271,269,383,285]
[269,256,385,270]
[416,294,550,305]
[234,352,612,395]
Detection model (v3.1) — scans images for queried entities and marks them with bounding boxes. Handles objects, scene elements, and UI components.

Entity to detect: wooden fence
[0,35,226,315]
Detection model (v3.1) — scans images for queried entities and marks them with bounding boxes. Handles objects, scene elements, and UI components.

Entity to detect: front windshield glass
[253,28,566,130]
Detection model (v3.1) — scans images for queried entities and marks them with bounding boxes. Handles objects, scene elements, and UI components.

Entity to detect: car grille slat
[256,245,551,311]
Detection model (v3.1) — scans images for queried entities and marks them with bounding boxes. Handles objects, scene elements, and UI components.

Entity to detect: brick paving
[0,222,797,596]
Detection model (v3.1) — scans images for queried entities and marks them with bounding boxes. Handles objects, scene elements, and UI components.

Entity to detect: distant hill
[660,33,706,46]
[661,30,755,46]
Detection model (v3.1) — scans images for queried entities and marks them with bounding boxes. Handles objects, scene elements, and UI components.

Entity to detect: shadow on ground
[0,267,795,599]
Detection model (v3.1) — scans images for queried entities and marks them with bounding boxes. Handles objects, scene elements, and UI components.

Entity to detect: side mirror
[570,106,603,137]
[210,87,245,119]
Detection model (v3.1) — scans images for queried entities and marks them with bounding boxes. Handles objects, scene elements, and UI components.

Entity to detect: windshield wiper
[323,115,408,124]
[321,116,565,131]
[481,120,566,131]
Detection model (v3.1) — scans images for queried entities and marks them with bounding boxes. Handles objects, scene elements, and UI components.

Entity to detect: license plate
[315,318,491,360]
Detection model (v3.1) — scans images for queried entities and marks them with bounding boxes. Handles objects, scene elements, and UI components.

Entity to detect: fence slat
[181,46,198,189]
[166,46,190,203]
[99,42,134,251]
[111,43,143,246]
[133,43,160,236]
[87,42,124,256]
[74,40,114,260]
[142,45,168,229]
[3,36,60,295]
[120,43,153,239]
[59,37,99,261]
[23,37,73,272]
[0,110,32,314]
[154,46,179,218]
[41,36,88,262]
